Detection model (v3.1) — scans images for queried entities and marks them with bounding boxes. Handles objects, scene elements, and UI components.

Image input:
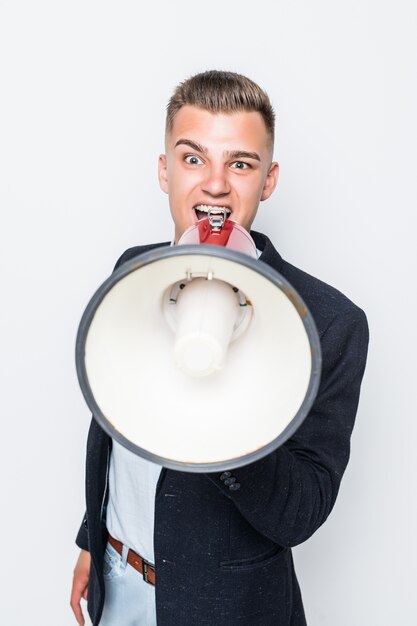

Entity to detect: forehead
[167,105,271,153]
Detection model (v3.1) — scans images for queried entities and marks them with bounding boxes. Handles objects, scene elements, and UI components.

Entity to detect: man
[71,70,369,625]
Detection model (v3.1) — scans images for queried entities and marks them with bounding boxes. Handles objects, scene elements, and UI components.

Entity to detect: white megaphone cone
[76,212,321,472]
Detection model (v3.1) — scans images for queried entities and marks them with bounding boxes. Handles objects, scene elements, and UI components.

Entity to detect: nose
[201,164,230,197]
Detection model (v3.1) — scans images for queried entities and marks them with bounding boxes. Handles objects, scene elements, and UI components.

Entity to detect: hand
[70,549,91,625]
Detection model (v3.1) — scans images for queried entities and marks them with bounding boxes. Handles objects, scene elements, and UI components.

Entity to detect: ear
[260,162,279,201]
[158,154,168,194]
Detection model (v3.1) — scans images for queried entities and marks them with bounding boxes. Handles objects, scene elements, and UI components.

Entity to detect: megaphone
[76,212,321,472]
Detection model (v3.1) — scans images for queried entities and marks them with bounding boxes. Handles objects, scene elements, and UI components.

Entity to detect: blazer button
[220,471,232,481]
[224,477,236,486]
[229,482,241,491]
[83,516,88,529]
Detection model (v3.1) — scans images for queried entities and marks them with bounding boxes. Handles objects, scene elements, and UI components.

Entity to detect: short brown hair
[166,70,275,147]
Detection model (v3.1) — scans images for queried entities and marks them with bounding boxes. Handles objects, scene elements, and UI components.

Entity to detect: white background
[1,1,416,625]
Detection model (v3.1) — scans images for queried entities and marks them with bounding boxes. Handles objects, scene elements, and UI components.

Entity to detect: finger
[70,599,84,626]
[82,585,88,601]
[72,602,85,626]
[70,584,85,626]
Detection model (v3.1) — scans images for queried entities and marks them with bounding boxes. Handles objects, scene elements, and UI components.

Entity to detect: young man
[71,70,369,626]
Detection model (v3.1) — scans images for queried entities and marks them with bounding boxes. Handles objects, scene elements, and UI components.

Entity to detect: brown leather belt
[108,533,156,586]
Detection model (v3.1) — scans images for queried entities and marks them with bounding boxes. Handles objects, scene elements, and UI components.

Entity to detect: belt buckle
[142,558,152,584]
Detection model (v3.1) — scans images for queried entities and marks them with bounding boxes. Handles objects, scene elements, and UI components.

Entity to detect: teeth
[194,205,231,214]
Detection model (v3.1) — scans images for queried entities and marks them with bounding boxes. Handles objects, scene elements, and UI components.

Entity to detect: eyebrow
[174,139,261,162]
[175,139,208,154]
[225,150,261,162]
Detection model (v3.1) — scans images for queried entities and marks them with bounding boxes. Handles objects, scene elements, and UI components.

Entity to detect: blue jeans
[99,542,157,626]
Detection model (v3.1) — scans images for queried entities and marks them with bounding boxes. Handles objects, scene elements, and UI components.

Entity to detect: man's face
[158,105,279,243]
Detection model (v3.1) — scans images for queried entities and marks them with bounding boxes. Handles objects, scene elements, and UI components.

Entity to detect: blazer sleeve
[205,306,369,547]
[75,514,89,551]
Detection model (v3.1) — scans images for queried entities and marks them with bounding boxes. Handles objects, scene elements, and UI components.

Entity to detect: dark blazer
[76,231,369,625]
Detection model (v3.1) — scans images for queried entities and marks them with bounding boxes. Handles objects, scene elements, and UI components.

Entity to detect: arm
[70,549,91,626]
[206,307,369,547]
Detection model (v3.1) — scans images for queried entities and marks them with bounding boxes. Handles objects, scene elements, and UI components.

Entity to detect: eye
[231,161,251,170]
[184,154,203,165]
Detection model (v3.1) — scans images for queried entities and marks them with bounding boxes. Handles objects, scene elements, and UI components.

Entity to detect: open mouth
[193,204,232,221]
